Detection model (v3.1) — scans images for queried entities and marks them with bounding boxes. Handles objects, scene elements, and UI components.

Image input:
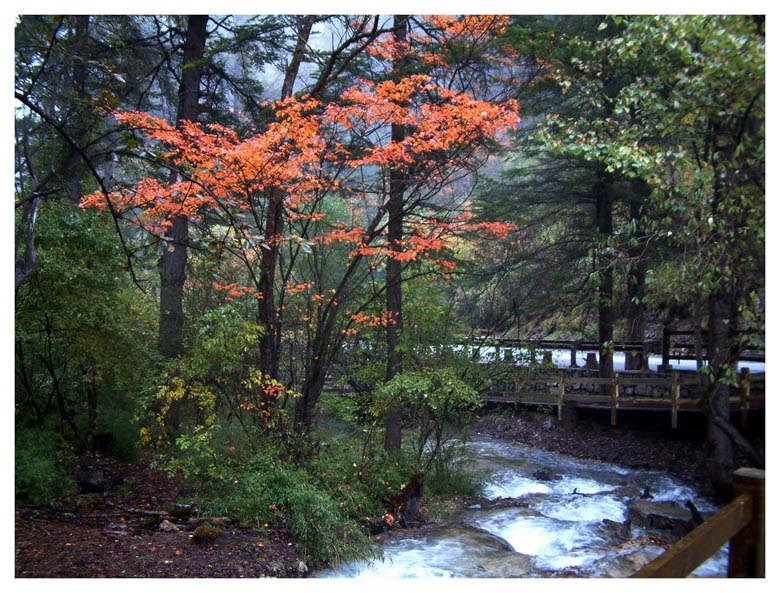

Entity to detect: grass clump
[190,524,221,545]
[15,428,76,504]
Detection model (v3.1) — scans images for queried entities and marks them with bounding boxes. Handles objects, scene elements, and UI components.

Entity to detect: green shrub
[95,396,141,461]
[424,443,486,498]
[372,367,483,471]
[15,428,76,504]
[201,448,379,569]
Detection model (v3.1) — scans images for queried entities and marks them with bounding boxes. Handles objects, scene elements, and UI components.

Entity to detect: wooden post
[570,341,579,367]
[610,373,619,426]
[642,341,650,371]
[671,371,680,430]
[557,372,565,422]
[513,373,521,415]
[739,368,751,429]
[662,327,671,368]
[729,468,765,577]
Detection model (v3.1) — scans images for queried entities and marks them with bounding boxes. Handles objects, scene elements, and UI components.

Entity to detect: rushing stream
[320,437,727,578]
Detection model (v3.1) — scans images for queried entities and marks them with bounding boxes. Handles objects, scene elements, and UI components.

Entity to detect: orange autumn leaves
[80,97,327,235]
[331,75,519,168]
[80,22,521,335]
[81,76,519,251]
[367,15,512,69]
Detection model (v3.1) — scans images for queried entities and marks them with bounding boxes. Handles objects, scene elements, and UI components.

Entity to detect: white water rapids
[320,437,727,578]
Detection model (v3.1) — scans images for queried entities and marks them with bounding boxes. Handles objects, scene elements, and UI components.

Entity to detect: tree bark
[158,15,208,360]
[294,210,386,431]
[15,195,41,291]
[61,16,91,205]
[384,15,409,453]
[706,290,736,498]
[595,176,614,391]
[258,16,315,379]
[624,186,647,370]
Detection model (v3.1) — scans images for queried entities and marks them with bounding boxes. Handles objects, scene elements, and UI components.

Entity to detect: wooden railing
[509,370,764,428]
[462,333,765,365]
[632,468,765,578]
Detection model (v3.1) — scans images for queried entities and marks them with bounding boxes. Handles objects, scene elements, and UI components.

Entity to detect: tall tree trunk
[384,15,409,453]
[624,262,645,370]
[624,190,647,370]
[62,15,90,205]
[295,221,382,430]
[84,363,98,446]
[706,289,736,498]
[693,296,705,371]
[595,175,613,391]
[258,16,315,379]
[158,15,208,360]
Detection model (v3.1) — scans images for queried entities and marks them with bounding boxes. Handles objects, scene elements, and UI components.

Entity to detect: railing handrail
[632,468,764,578]
[509,369,762,429]
[632,494,752,578]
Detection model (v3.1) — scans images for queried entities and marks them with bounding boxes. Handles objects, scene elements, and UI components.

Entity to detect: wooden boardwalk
[484,369,764,428]
[463,333,766,366]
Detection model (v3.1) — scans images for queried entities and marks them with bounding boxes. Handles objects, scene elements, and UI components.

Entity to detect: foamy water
[319,437,726,578]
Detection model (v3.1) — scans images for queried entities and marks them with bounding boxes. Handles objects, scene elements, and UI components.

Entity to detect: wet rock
[412,525,535,577]
[75,468,123,494]
[165,503,196,519]
[265,560,286,577]
[468,553,534,577]
[476,496,532,510]
[532,468,557,481]
[297,561,308,575]
[159,519,179,532]
[598,518,632,541]
[425,524,515,552]
[184,516,233,531]
[103,522,130,536]
[599,546,666,577]
[609,485,644,499]
[685,500,705,528]
[626,500,693,536]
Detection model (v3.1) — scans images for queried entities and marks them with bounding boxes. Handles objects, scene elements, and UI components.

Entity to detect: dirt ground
[14,451,307,578]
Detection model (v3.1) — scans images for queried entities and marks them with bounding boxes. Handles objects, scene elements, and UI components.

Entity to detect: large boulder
[532,468,559,481]
[75,467,123,494]
[626,500,694,536]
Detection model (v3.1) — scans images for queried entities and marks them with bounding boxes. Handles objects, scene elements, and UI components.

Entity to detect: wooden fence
[632,468,765,578]
[498,369,764,428]
[463,333,765,366]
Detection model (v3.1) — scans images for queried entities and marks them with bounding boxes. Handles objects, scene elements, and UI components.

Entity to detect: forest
[15,15,764,576]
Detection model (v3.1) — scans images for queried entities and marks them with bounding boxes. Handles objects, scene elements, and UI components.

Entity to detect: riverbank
[14,450,308,578]
[15,407,762,577]
[471,406,764,501]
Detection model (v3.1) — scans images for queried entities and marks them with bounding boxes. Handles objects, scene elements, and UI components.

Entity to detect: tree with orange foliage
[81,15,521,434]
